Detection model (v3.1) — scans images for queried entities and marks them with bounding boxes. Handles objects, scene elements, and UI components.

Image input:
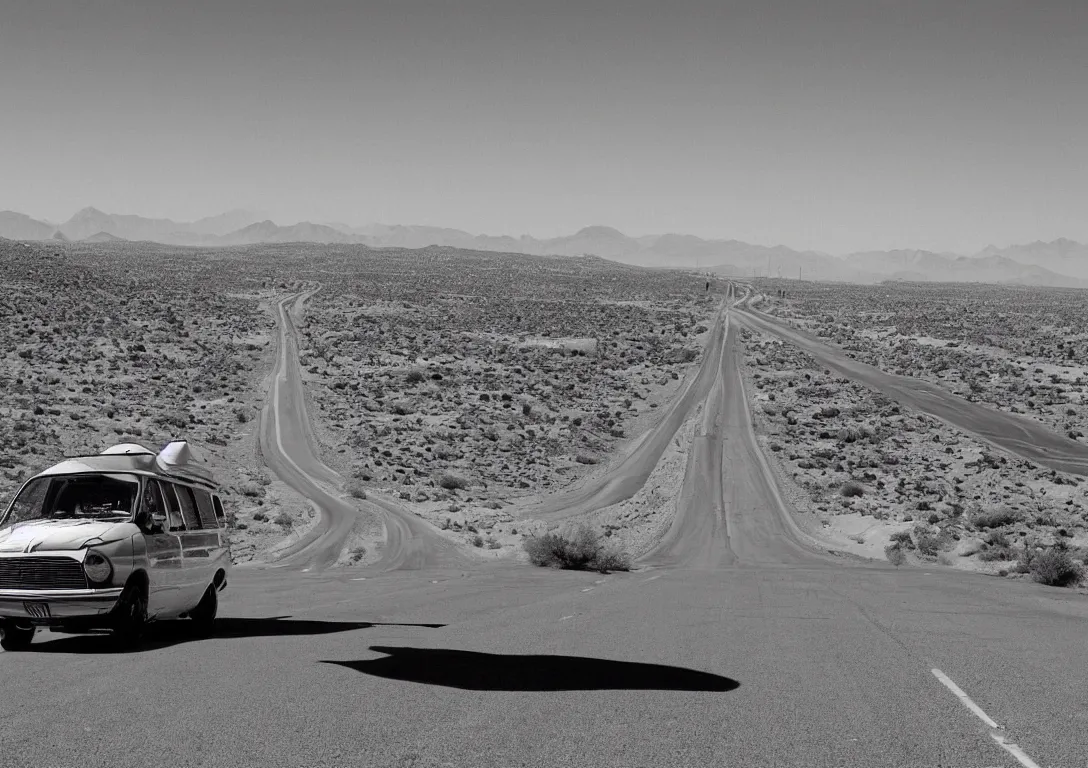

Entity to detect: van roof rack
[43,440,217,489]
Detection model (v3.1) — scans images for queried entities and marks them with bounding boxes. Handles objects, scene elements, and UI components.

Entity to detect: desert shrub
[885,544,907,567]
[918,524,944,552]
[273,512,293,529]
[523,524,631,573]
[252,511,268,522]
[389,401,414,416]
[979,546,1014,562]
[841,481,865,498]
[592,548,633,572]
[971,507,1019,529]
[915,531,942,557]
[986,531,1009,548]
[347,481,367,500]
[889,530,913,548]
[1015,542,1039,574]
[405,369,426,385]
[471,534,484,548]
[438,473,469,490]
[1030,548,1083,587]
[575,454,598,465]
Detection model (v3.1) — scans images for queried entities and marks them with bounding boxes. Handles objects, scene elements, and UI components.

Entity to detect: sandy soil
[0,242,336,563]
[289,248,721,558]
[738,322,1088,577]
[753,280,1088,441]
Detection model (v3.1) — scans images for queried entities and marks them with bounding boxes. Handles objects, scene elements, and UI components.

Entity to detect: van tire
[0,622,34,651]
[189,585,218,635]
[111,581,148,650]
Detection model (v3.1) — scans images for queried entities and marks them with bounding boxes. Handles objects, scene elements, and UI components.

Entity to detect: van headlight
[83,551,113,584]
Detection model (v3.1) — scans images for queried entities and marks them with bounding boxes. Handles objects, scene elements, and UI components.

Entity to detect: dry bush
[438,473,469,490]
[914,528,943,557]
[889,530,913,548]
[1029,548,1083,587]
[885,543,907,568]
[346,481,367,500]
[523,524,631,573]
[841,480,865,498]
[978,545,1015,562]
[971,508,1019,529]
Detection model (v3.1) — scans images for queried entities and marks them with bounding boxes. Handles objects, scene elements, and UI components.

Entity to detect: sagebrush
[523,524,631,573]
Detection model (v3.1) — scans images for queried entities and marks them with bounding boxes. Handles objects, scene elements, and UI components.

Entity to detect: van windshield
[1,474,140,530]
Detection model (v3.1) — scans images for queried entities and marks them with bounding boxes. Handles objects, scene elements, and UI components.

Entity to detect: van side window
[193,488,218,530]
[159,481,186,532]
[211,495,226,528]
[141,480,165,525]
[174,485,202,531]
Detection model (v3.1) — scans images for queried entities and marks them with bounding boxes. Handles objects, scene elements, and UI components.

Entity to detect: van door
[140,480,184,618]
[173,484,218,605]
[194,488,230,581]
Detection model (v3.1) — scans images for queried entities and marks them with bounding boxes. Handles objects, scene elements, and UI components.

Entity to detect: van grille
[0,557,88,590]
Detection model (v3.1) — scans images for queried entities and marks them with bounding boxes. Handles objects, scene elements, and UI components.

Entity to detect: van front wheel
[0,622,34,651]
[111,581,148,649]
[189,585,218,636]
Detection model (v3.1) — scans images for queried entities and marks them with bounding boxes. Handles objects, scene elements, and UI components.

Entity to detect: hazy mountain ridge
[3,208,1085,287]
[975,238,1088,281]
[0,211,55,241]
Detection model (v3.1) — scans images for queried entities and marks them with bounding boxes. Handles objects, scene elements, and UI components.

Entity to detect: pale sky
[1,0,1085,254]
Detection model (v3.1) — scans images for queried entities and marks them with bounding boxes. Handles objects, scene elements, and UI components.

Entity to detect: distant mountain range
[3,207,1087,288]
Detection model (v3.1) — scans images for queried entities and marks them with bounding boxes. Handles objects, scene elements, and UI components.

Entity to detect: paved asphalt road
[3,289,1087,767]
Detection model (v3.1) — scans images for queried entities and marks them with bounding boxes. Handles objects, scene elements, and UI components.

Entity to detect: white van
[0,441,231,650]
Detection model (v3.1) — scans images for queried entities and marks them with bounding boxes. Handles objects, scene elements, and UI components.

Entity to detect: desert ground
[752,280,1088,440]
[0,239,331,561]
[0,239,720,563]
[741,279,1088,582]
[289,247,720,558]
[3,238,1087,586]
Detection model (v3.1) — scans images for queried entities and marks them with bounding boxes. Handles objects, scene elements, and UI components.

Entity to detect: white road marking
[581,588,593,592]
[931,669,1042,768]
[351,577,367,581]
[642,574,662,583]
[559,615,574,621]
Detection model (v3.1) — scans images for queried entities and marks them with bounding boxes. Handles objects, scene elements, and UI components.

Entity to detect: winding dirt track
[259,290,464,571]
[525,301,729,522]
[735,299,1088,477]
[260,284,838,571]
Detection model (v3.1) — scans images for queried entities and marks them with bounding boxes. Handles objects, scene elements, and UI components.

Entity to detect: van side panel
[173,484,226,606]
[141,480,186,618]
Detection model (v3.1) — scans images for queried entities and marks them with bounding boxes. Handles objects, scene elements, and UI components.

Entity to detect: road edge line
[930,669,1042,768]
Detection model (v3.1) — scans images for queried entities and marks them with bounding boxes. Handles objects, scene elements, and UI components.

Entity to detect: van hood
[0,520,135,553]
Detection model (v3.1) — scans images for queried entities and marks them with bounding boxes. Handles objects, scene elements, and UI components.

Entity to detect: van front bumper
[0,587,125,625]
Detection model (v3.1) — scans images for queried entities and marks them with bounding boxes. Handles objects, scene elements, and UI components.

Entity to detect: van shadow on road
[323,646,740,692]
[25,617,447,654]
